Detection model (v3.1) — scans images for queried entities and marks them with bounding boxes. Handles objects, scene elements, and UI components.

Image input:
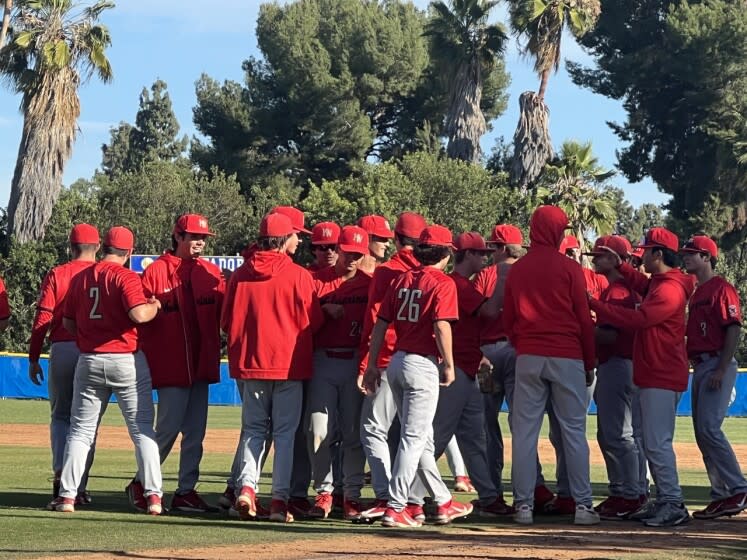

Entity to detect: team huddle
[28,203,747,529]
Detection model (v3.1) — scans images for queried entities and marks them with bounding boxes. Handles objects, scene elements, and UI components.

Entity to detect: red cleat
[433,499,473,525]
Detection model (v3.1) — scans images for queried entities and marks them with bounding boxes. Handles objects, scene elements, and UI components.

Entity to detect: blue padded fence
[1,353,746,416]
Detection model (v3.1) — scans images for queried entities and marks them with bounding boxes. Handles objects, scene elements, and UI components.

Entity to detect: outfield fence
[1,352,746,416]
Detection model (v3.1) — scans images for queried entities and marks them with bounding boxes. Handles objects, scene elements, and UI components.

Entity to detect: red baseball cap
[455,232,492,252]
[271,206,311,234]
[681,235,719,258]
[560,234,581,253]
[104,226,134,251]
[69,223,100,244]
[337,225,369,254]
[357,215,394,239]
[260,214,294,237]
[635,227,679,253]
[419,225,455,249]
[583,235,632,259]
[631,247,644,259]
[395,211,427,239]
[173,214,214,236]
[487,224,523,246]
[311,222,341,245]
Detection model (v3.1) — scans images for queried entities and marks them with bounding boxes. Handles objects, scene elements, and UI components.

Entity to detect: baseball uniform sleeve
[570,266,597,371]
[377,282,396,323]
[29,271,56,361]
[473,266,495,297]
[141,265,156,299]
[0,276,9,320]
[432,278,459,322]
[718,283,742,327]
[459,280,487,317]
[120,270,148,311]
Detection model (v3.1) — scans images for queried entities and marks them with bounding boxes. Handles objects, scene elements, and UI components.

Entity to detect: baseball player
[309,221,341,272]
[28,224,99,503]
[503,206,599,526]
[583,235,645,519]
[589,227,694,527]
[362,225,472,527]
[127,214,225,513]
[0,274,8,333]
[357,215,394,275]
[48,226,163,514]
[357,211,426,520]
[630,248,646,274]
[222,213,324,523]
[306,226,371,520]
[681,236,747,519]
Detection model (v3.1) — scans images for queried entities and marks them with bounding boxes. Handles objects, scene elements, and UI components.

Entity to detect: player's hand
[321,303,344,320]
[148,296,162,310]
[708,367,726,390]
[28,362,44,386]
[440,363,456,387]
[476,357,494,394]
[585,369,595,387]
[361,366,381,395]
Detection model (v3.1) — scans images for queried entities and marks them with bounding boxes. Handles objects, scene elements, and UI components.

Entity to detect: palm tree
[0,1,12,49]
[0,0,114,243]
[537,140,616,249]
[507,0,600,191]
[425,0,507,163]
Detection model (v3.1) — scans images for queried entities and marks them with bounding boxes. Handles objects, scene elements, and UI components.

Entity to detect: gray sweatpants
[594,357,640,499]
[238,379,302,501]
[307,350,365,499]
[60,351,162,499]
[360,368,398,500]
[48,341,96,491]
[692,356,747,500]
[512,354,592,508]
[432,367,497,505]
[151,382,209,494]
[639,387,683,504]
[387,351,451,510]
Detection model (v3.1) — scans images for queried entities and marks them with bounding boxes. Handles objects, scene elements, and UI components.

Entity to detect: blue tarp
[1,353,746,416]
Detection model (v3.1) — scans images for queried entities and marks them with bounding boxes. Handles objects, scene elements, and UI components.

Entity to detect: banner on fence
[129,255,244,274]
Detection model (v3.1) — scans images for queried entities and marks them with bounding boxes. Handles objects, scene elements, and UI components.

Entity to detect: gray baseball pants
[387,351,451,510]
[512,354,592,508]
[360,368,398,500]
[238,379,302,501]
[444,436,467,478]
[307,350,365,499]
[692,356,747,500]
[594,357,641,499]
[59,351,162,499]
[639,387,683,504]
[631,387,650,496]
[48,341,96,491]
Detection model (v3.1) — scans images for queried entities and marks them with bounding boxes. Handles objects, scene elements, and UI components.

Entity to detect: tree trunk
[510,91,554,193]
[444,57,486,163]
[0,0,12,49]
[538,68,550,100]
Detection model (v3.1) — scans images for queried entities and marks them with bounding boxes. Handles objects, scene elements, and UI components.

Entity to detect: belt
[690,351,719,366]
[324,349,355,360]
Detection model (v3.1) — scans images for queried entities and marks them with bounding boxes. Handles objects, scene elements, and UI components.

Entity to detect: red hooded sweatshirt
[139,252,225,389]
[589,262,695,391]
[221,250,324,381]
[503,206,596,371]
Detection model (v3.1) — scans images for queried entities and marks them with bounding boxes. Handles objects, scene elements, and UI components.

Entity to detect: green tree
[507,0,600,190]
[424,0,508,162]
[0,0,114,242]
[569,0,747,246]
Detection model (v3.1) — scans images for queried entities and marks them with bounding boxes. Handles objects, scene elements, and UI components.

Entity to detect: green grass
[0,400,745,559]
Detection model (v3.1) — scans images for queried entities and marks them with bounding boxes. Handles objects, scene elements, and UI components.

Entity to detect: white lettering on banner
[130,255,244,274]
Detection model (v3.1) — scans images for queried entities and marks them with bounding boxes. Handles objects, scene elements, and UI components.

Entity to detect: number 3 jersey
[378,266,459,358]
[313,266,371,349]
[686,275,742,357]
[63,261,148,354]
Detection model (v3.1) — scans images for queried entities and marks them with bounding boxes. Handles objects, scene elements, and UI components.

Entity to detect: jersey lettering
[396,288,422,323]
[89,286,103,320]
[700,321,707,338]
[349,320,362,338]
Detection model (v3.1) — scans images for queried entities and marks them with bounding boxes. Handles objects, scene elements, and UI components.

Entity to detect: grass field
[1,399,746,559]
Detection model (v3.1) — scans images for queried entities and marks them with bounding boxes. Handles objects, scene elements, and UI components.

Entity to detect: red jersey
[221,251,324,381]
[359,249,420,372]
[686,276,742,357]
[584,267,609,300]
[63,261,148,354]
[590,263,695,391]
[29,260,94,362]
[0,276,9,322]
[313,267,371,349]
[139,252,225,389]
[474,265,506,345]
[378,267,459,358]
[451,271,487,376]
[596,279,640,364]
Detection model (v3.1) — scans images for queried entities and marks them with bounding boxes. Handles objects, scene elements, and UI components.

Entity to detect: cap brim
[371,231,395,239]
[179,229,215,236]
[295,227,312,235]
[338,244,367,254]
[679,247,703,254]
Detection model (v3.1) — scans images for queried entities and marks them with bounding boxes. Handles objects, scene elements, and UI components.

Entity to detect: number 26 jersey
[63,261,148,354]
[378,266,459,358]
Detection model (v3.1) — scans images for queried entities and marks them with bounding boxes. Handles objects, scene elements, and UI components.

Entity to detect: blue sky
[0,1,670,210]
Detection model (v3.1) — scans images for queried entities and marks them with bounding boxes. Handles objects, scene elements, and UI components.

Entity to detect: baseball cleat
[514,504,533,525]
[47,497,75,513]
[381,507,422,528]
[432,498,473,525]
[288,497,313,519]
[218,486,236,510]
[642,502,690,527]
[358,498,389,520]
[235,486,257,520]
[269,499,294,523]
[308,492,333,519]
[453,476,475,493]
[125,479,147,512]
[574,504,601,525]
[543,495,576,515]
[171,490,219,513]
[693,493,747,520]
[147,494,163,516]
[343,499,364,521]
[476,496,515,516]
[75,491,92,506]
[405,503,426,523]
[533,484,555,511]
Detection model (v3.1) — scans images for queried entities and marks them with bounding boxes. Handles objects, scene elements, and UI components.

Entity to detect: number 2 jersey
[686,275,742,357]
[63,261,148,354]
[378,266,458,358]
[313,266,371,349]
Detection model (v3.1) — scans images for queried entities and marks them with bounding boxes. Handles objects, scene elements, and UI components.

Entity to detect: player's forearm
[433,320,454,368]
[717,324,741,370]
[128,302,160,324]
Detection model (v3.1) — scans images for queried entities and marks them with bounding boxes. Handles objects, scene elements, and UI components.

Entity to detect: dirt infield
[3,424,746,469]
[29,520,747,560]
